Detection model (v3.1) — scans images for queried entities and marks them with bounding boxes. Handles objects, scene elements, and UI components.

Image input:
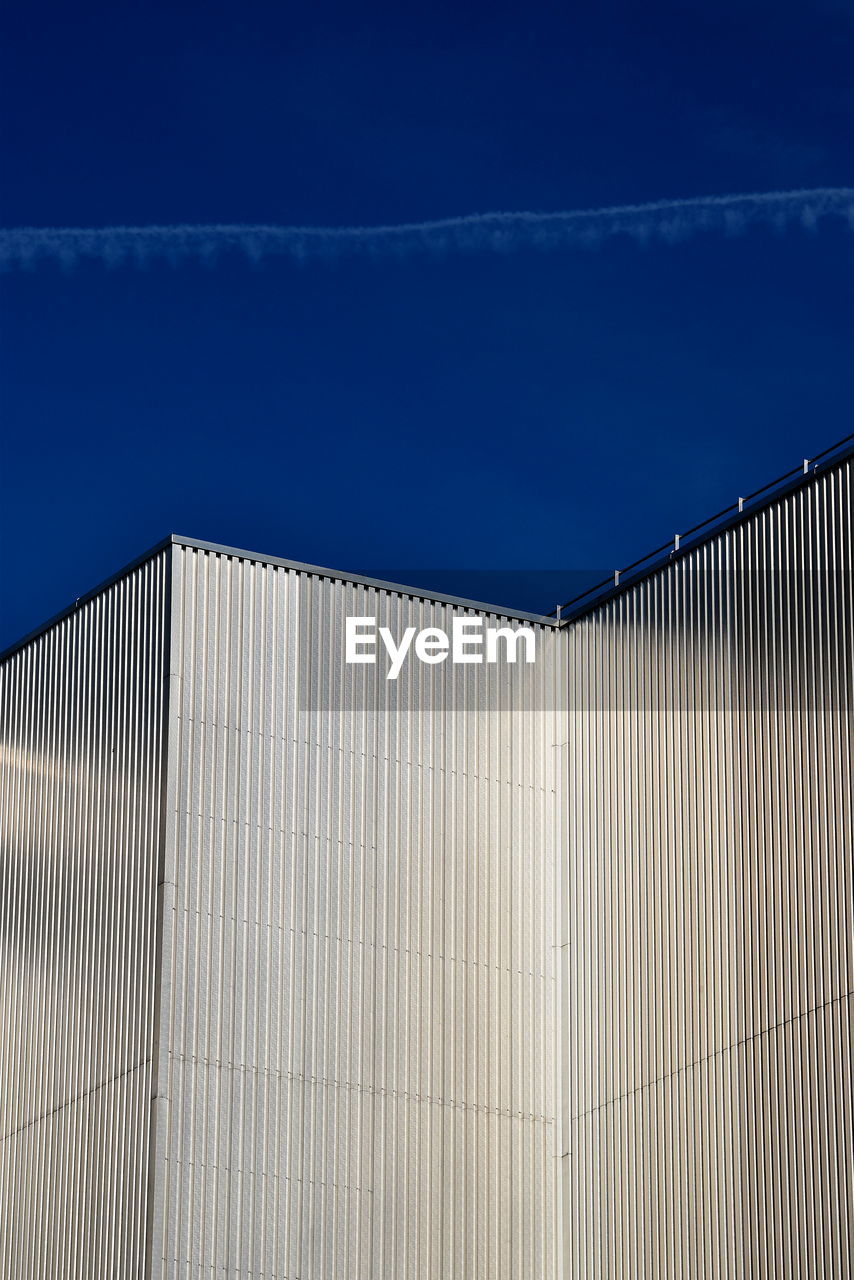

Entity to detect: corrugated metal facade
[561,456,853,1276]
[1,454,851,1279]
[0,551,169,1278]
[151,545,562,1279]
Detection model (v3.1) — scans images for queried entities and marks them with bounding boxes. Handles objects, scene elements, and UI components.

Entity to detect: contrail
[2,187,854,271]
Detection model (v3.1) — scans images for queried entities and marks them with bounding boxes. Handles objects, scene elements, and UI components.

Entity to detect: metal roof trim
[558,439,854,626]
[171,536,558,626]
[0,535,557,664]
[3,439,851,662]
[0,535,175,665]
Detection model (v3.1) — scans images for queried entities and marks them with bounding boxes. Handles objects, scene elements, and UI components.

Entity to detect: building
[1,442,851,1278]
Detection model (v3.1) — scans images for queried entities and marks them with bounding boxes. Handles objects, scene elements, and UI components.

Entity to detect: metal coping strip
[556,435,854,625]
[172,536,558,626]
[0,535,177,665]
[3,438,852,663]
[0,535,557,665]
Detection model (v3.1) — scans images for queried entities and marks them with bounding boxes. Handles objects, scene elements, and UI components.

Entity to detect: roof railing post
[803,458,810,474]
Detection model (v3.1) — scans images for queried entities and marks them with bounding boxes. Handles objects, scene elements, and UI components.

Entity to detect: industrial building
[1,441,851,1278]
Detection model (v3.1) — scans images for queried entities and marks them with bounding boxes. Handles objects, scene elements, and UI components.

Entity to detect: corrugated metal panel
[152,545,562,1279]
[0,551,169,1279]
[3,453,850,1279]
[561,457,854,1276]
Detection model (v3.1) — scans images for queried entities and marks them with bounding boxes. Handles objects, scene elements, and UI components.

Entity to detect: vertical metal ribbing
[562,458,853,1278]
[4,458,848,1280]
[0,551,168,1280]
[153,546,561,1279]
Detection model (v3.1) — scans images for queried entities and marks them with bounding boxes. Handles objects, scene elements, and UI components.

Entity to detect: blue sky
[2,0,853,646]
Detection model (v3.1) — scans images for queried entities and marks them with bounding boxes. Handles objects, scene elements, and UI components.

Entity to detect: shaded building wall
[0,552,169,1278]
[561,458,853,1277]
[150,543,563,1280]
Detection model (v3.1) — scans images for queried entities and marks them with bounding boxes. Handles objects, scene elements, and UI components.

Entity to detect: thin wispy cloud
[2,187,853,270]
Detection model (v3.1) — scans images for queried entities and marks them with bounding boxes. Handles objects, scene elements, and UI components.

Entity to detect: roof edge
[0,535,174,665]
[558,437,854,626]
[171,536,557,625]
[0,535,557,664]
[3,437,851,663]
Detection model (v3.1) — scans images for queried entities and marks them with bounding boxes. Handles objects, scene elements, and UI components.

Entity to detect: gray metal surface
[0,550,169,1278]
[0,453,851,1279]
[0,536,555,668]
[560,455,854,1276]
[172,535,558,626]
[556,434,854,623]
[150,545,563,1279]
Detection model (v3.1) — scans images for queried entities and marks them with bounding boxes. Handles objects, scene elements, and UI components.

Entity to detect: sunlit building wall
[1,449,851,1279]
[1,541,563,1280]
[150,544,562,1279]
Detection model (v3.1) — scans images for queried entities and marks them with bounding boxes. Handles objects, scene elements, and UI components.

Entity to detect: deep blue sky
[2,0,853,646]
